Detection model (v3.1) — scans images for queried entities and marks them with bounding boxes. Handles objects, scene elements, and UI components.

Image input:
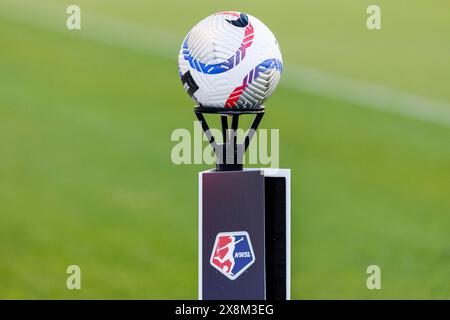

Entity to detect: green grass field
[0,0,449,299]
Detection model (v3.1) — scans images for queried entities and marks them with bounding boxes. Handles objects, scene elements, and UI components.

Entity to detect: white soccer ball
[178,12,283,109]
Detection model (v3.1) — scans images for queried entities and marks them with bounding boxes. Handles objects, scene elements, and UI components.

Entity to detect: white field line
[283,66,450,128]
[1,2,450,128]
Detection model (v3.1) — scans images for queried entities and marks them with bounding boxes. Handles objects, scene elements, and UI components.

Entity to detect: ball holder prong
[194,106,265,172]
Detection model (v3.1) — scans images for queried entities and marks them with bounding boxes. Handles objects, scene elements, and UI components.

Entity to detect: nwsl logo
[210,231,255,280]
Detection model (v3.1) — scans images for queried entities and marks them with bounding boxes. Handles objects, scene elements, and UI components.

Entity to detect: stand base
[198,169,291,300]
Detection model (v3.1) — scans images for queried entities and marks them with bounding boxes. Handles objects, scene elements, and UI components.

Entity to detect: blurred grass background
[0,0,449,299]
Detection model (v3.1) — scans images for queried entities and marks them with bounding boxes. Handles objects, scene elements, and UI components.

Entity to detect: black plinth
[199,169,290,300]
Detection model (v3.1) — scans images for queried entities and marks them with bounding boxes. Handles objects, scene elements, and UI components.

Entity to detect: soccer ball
[178,12,283,109]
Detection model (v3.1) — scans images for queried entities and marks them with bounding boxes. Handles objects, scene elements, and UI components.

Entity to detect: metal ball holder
[194,106,265,171]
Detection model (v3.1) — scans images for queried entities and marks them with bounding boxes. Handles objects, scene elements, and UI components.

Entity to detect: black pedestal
[199,169,290,300]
